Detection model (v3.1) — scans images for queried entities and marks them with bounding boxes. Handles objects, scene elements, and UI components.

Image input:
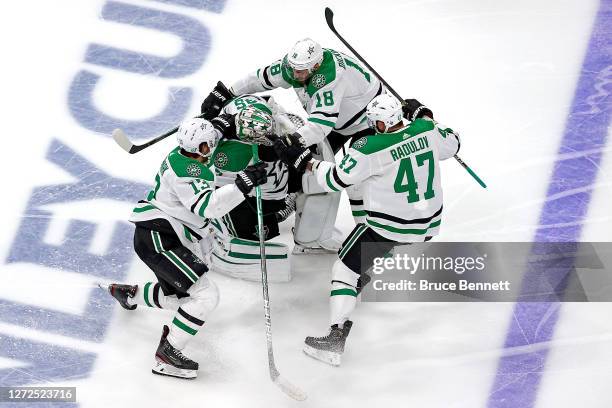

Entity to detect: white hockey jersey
[230,48,382,146]
[212,95,288,201]
[311,119,460,242]
[129,147,245,245]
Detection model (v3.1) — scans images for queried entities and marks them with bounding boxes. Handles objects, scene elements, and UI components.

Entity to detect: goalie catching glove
[402,99,434,121]
[235,162,268,195]
[267,134,312,174]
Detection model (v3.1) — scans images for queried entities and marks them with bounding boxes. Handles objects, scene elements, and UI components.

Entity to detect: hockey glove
[402,99,434,121]
[268,134,312,174]
[235,162,268,195]
[210,113,237,140]
[201,81,234,120]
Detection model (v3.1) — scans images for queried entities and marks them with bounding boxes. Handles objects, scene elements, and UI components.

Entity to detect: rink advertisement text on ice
[0,0,226,389]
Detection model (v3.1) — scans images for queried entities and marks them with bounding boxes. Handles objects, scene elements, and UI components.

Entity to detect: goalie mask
[176,118,220,158]
[366,94,404,133]
[236,105,275,145]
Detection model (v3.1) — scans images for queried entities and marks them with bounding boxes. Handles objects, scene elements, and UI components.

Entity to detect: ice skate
[104,283,137,310]
[356,273,371,295]
[276,193,297,223]
[291,242,337,255]
[152,325,199,379]
[303,320,353,366]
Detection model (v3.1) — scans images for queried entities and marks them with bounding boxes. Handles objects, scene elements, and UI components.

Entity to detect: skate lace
[170,347,192,363]
[313,327,342,341]
[277,194,297,222]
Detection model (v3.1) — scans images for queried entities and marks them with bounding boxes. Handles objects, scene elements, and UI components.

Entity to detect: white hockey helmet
[176,118,220,158]
[366,94,404,133]
[287,38,324,75]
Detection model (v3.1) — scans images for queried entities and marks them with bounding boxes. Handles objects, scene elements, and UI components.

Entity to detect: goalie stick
[252,145,308,402]
[324,7,487,189]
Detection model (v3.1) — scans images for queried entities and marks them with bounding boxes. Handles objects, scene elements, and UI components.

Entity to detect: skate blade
[292,245,337,256]
[210,264,291,283]
[302,344,341,366]
[152,360,197,379]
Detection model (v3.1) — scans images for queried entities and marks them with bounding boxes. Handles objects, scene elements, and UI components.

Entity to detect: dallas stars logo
[186,163,201,177]
[311,74,326,89]
[307,46,315,56]
[372,100,379,107]
[352,137,367,149]
[214,152,229,168]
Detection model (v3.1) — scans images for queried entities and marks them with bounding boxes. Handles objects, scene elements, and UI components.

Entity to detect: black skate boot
[356,273,371,295]
[303,320,353,366]
[105,283,137,310]
[152,325,199,379]
[276,193,297,223]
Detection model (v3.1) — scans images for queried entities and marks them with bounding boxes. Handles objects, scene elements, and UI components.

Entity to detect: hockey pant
[220,196,285,241]
[132,219,219,349]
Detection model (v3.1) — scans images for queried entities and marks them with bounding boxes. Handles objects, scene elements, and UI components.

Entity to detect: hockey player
[213,94,296,240]
[207,97,301,281]
[269,94,460,366]
[200,38,386,253]
[103,117,268,379]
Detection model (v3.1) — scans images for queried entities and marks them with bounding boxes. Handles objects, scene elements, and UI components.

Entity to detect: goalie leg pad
[210,236,291,283]
[293,137,344,252]
[293,191,343,253]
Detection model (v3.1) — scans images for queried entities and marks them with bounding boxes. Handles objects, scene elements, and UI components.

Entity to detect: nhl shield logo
[352,137,367,149]
[214,152,229,168]
[311,74,326,89]
[186,163,201,177]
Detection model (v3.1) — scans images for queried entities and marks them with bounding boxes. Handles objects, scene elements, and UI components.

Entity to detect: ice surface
[0,0,610,407]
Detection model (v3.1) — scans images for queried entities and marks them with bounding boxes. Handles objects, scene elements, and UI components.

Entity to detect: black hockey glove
[201,81,234,120]
[268,134,312,174]
[210,113,237,140]
[235,162,268,195]
[402,99,434,121]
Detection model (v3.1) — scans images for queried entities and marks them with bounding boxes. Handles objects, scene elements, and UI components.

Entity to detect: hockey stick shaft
[252,145,277,376]
[112,113,206,154]
[251,145,307,401]
[324,7,486,189]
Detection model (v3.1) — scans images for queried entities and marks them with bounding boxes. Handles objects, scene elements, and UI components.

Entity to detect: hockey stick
[252,145,307,402]
[325,7,487,189]
[111,113,206,154]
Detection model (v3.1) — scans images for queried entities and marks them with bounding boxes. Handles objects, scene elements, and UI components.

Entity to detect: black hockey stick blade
[112,127,178,154]
[324,7,335,31]
[112,112,208,154]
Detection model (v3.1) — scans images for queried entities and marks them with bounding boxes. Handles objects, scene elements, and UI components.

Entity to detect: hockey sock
[167,276,219,349]
[129,282,183,310]
[167,307,205,350]
[329,260,360,327]
[329,281,357,327]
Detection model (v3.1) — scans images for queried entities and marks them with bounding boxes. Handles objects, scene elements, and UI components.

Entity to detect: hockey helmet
[287,38,324,81]
[236,104,275,145]
[366,94,404,133]
[176,118,220,158]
